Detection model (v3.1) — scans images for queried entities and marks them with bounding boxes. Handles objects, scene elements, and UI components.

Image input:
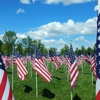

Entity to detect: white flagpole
[36,72,38,97]
[92,71,93,85]
[71,90,73,100]
[82,65,83,75]
[35,42,38,97]
[12,46,14,90]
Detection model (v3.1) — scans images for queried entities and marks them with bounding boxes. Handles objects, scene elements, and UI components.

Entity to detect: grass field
[7,61,96,100]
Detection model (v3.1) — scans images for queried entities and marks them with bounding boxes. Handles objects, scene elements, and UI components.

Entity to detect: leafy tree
[2,31,17,55]
[16,43,23,54]
[0,40,3,54]
[22,36,33,54]
[60,44,69,55]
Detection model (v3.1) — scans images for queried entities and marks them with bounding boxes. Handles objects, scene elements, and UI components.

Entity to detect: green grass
[7,61,96,100]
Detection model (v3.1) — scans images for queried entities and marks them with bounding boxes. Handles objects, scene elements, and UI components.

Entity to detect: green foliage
[7,61,95,100]
[2,31,17,55]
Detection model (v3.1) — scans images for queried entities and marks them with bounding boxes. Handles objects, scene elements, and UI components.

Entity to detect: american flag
[69,43,79,89]
[14,49,28,80]
[49,51,60,70]
[0,54,14,100]
[32,45,52,83]
[90,51,97,79]
[96,2,100,99]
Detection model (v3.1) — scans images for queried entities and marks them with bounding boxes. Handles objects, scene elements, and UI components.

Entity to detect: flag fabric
[96,7,100,99]
[49,51,60,70]
[69,43,79,89]
[90,51,97,79]
[14,49,28,80]
[0,54,14,100]
[32,45,52,83]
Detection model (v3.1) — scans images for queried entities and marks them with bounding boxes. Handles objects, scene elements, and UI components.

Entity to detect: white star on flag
[98,44,100,48]
[98,52,100,56]
[98,28,100,33]
[98,35,100,41]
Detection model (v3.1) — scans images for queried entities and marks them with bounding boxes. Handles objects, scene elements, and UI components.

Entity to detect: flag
[32,45,52,82]
[0,54,14,100]
[96,1,100,99]
[14,49,28,80]
[90,51,97,79]
[69,43,79,89]
[49,51,60,70]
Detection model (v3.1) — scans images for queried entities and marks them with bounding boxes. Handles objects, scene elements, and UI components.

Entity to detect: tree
[0,40,3,54]
[2,31,17,55]
[60,44,69,55]
[16,43,23,54]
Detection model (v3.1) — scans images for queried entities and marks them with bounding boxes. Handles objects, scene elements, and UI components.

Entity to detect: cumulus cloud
[20,0,30,4]
[94,5,98,11]
[25,17,97,40]
[41,38,66,51]
[75,36,85,41]
[16,8,25,14]
[43,0,92,5]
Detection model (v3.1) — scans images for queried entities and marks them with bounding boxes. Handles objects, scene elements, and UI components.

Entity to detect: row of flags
[0,43,98,100]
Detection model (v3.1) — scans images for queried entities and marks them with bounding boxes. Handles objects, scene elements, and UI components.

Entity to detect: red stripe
[8,87,13,100]
[96,90,100,100]
[0,72,7,99]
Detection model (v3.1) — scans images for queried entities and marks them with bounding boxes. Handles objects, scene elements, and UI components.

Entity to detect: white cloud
[43,0,92,5]
[32,0,37,3]
[16,8,25,14]
[75,36,85,41]
[94,5,98,11]
[25,17,97,40]
[20,0,30,4]
[41,38,66,51]
[16,33,27,39]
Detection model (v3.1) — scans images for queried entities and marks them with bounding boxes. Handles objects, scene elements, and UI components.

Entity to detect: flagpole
[35,42,38,97]
[92,71,93,85]
[12,46,14,90]
[71,90,73,100]
[36,72,38,97]
[82,65,83,75]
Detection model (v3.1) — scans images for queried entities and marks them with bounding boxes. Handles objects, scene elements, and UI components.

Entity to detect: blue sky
[0,0,98,51]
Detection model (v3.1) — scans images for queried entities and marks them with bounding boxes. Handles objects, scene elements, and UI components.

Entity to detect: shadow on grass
[83,72,90,74]
[24,85,32,93]
[93,80,96,84]
[7,71,12,74]
[73,93,81,100]
[52,76,61,80]
[42,88,55,99]
[59,71,64,73]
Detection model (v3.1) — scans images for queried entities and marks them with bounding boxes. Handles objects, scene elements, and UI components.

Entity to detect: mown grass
[7,61,96,100]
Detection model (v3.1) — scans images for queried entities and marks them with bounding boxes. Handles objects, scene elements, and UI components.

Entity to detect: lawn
[7,61,96,100]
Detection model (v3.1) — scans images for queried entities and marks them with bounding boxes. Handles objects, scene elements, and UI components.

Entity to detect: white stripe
[98,0,100,14]
[71,71,79,86]
[35,67,51,82]
[70,60,76,71]
[96,78,100,95]
[16,59,27,75]
[70,66,77,79]
[0,69,4,84]
[34,62,51,79]
[2,76,10,100]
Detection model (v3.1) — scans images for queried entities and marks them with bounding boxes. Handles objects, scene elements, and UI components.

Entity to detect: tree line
[0,30,96,56]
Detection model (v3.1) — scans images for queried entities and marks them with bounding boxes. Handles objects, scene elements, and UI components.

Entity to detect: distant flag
[14,49,28,80]
[96,0,100,99]
[90,51,97,79]
[49,51,60,70]
[69,43,79,89]
[0,54,14,100]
